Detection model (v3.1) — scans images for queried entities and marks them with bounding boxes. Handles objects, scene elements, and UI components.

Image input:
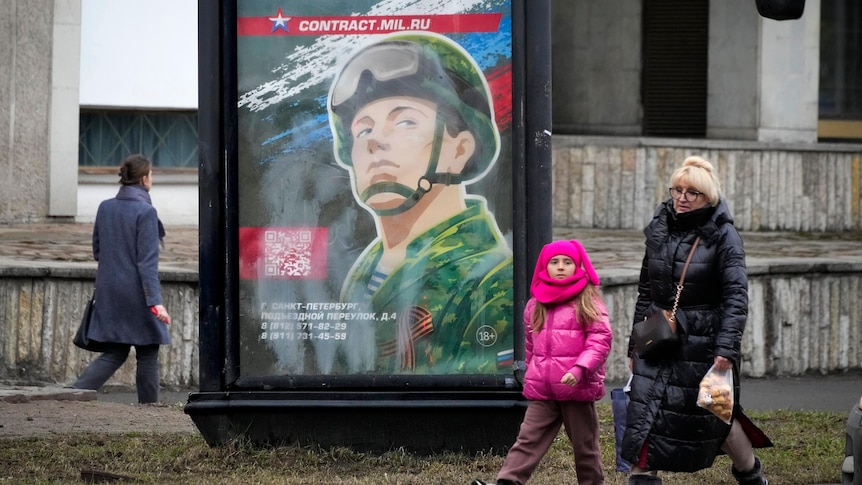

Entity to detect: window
[79,110,198,168]
[641,0,709,137]
[819,0,862,140]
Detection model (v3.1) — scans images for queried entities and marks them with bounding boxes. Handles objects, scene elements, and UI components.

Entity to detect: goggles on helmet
[330,43,423,109]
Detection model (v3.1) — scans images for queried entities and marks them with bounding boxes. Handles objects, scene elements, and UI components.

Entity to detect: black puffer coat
[621,199,746,472]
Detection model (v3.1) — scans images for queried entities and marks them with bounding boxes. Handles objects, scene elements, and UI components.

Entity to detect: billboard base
[184,390,526,454]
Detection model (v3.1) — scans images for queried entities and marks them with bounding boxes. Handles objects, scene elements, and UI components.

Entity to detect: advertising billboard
[235,1,516,381]
[189,0,551,451]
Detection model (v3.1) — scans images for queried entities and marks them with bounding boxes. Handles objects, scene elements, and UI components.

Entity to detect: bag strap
[677,236,701,287]
[670,236,701,319]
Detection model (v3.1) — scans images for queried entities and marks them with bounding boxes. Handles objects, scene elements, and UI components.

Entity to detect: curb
[0,386,97,403]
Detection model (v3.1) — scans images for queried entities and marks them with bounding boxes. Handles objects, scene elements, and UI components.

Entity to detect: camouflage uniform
[341,199,513,374]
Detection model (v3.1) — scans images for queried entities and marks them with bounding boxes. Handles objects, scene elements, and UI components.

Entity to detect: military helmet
[328,32,500,185]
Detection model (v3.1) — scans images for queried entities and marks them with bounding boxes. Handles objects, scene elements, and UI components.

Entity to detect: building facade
[0,0,859,227]
[553,0,861,144]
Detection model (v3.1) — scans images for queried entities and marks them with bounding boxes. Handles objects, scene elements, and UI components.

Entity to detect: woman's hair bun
[683,155,714,172]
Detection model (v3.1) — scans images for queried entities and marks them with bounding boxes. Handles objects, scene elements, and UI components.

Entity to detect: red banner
[238,11,502,36]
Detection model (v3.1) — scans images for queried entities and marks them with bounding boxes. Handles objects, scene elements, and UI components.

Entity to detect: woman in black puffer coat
[621,156,772,485]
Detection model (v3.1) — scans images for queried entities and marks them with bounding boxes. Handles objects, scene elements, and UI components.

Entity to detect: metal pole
[524,0,553,260]
[196,0,225,391]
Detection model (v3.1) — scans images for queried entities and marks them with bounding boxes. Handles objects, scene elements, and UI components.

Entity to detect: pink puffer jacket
[522,297,612,402]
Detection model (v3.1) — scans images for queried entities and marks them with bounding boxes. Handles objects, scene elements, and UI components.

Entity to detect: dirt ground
[0,399,197,438]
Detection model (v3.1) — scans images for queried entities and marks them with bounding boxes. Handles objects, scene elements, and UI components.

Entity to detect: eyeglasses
[669,187,703,202]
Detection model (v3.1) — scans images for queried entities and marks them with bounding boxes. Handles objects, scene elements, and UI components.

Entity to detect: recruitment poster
[235,0,515,380]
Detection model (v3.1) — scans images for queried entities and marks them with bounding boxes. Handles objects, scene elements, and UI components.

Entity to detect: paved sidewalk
[602,372,862,414]
[0,385,190,405]
[2,373,859,413]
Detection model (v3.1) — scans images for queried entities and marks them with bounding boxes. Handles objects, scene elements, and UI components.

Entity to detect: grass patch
[0,405,846,484]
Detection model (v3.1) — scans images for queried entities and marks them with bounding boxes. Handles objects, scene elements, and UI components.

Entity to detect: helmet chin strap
[358,114,463,217]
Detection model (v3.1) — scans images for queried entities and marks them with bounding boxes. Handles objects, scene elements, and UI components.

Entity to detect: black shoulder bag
[73,292,107,352]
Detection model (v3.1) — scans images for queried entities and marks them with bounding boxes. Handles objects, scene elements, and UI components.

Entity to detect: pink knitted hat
[530,239,600,304]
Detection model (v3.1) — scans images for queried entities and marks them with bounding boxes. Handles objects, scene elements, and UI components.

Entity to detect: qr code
[263,230,313,277]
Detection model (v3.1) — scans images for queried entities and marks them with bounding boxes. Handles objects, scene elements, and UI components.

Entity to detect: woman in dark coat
[621,156,771,485]
[73,154,171,404]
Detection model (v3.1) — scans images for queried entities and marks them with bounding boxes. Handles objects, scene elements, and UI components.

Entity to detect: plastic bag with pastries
[697,363,734,425]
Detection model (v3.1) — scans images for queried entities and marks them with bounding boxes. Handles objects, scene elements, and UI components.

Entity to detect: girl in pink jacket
[473,239,612,485]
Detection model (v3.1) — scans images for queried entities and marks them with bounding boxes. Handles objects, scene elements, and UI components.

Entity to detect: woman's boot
[731,456,768,485]
[628,474,662,485]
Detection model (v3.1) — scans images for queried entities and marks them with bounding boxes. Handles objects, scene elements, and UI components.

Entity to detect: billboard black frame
[187,0,552,453]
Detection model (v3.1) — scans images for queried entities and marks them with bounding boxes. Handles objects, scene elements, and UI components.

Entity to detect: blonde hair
[530,284,604,333]
[670,156,721,206]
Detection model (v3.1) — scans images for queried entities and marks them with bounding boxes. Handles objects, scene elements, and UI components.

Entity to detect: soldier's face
[348,96,473,210]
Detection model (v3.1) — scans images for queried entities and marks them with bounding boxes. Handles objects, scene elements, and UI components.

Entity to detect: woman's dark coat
[88,185,170,346]
[621,198,748,472]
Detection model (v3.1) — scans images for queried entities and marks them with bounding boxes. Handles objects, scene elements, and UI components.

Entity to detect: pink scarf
[531,239,600,304]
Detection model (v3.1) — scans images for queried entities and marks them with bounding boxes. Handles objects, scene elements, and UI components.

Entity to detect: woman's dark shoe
[628,474,662,485]
[731,456,768,485]
[470,480,516,485]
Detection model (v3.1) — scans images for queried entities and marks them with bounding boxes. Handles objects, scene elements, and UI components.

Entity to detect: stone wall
[0,264,198,389]
[1,260,860,387]
[553,136,862,232]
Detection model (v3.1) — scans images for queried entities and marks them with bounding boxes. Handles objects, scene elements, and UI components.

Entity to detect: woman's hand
[560,372,577,386]
[151,304,171,324]
[713,355,731,371]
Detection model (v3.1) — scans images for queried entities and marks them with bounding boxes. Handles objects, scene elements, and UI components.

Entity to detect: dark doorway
[642,0,709,137]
